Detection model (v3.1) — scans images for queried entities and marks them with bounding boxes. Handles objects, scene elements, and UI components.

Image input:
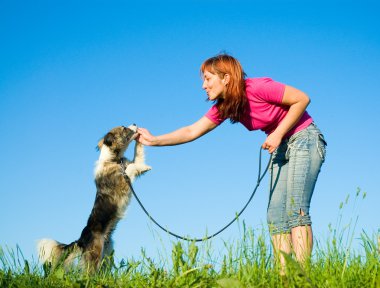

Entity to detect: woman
[137,53,326,271]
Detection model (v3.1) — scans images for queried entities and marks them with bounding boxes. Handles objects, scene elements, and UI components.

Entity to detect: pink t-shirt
[205,77,313,137]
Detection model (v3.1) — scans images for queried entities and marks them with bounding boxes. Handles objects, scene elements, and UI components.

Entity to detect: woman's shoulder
[245,77,285,101]
[245,77,275,85]
[245,77,277,92]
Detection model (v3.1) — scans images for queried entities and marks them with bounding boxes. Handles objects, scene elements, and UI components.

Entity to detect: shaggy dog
[37,124,151,272]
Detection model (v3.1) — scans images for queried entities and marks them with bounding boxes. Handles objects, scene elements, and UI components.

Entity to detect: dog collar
[119,158,130,181]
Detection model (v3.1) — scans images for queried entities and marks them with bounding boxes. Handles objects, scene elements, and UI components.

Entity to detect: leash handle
[130,147,272,242]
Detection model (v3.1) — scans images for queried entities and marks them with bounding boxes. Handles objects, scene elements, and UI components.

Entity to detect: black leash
[125,147,271,242]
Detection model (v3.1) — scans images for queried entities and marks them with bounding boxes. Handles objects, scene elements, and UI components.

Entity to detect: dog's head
[97,124,138,156]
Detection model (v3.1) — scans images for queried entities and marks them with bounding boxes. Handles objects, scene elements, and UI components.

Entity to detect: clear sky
[1,0,379,265]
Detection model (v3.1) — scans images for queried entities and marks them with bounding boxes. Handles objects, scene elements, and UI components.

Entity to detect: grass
[1,189,379,287]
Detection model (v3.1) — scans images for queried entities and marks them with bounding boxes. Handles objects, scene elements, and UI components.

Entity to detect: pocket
[317,134,327,162]
[318,133,327,146]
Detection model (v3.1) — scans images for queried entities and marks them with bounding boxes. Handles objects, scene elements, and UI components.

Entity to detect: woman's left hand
[262,132,283,154]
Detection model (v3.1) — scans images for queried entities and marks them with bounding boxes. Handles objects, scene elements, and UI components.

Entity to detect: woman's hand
[262,85,310,154]
[262,131,283,154]
[137,128,157,146]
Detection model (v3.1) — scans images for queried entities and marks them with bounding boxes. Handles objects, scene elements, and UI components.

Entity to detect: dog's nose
[127,124,138,132]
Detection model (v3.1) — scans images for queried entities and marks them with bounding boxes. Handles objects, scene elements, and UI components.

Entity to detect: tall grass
[1,189,379,287]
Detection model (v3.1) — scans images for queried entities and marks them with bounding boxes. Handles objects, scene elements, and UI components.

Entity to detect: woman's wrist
[151,136,161,146]
[272,128,286,140]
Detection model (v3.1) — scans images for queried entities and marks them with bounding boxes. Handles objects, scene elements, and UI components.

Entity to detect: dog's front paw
[140,165,152,174]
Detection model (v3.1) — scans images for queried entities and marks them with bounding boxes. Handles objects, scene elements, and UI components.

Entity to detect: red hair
[200,53,247,123]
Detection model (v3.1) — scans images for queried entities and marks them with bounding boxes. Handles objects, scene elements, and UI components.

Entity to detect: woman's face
[202,70,226,101]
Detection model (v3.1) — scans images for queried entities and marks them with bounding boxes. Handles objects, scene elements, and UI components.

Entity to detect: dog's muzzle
[124,124,137,132]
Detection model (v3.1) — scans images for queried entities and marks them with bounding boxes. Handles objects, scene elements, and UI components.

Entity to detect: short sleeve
[254,78,286,104]
[205,105,226,125]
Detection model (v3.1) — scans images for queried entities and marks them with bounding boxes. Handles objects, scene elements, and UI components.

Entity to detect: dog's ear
[103,132,115,147]
[97,138,104,151]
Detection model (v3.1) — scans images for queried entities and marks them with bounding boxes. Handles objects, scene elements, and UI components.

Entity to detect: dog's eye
[122,129,132,138]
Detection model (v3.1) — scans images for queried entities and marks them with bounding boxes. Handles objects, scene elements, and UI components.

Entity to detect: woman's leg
[272,233,292,274]
[291,224,313,263]
[286,123,326,265]
[267,141,291,273]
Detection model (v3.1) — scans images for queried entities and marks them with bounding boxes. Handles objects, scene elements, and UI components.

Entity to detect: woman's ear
[223,74,230,86]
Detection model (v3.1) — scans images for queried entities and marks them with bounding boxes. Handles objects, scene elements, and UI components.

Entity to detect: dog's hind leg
[82,234,104,273]
[103,237,114,257]
[101,237,115,270]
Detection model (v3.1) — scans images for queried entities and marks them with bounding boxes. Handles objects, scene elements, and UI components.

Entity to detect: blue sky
[1,0,379,264]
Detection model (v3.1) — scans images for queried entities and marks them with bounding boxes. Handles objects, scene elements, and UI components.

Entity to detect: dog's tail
[37,239,80,267]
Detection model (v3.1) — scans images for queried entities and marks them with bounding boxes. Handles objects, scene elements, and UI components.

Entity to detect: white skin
[137,69,312,269]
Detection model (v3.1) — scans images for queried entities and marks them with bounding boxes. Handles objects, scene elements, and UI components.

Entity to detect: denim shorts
[267,122,327,235]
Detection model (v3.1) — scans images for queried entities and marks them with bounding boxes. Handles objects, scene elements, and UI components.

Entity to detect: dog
[37,124,151,272]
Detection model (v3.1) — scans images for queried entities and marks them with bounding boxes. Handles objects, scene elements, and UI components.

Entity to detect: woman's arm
[262,85,310,153]
[137,116,218,146]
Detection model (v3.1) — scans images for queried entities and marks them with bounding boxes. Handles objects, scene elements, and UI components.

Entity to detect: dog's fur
[37,124,151,272]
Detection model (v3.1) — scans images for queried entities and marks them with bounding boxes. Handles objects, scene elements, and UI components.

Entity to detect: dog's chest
[95,163,130,191]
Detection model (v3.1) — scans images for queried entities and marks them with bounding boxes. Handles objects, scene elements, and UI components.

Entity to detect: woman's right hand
[137,128,157,146]
[136,117,217,147]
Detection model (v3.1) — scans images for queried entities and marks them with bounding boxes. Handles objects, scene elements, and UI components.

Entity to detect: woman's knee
[267,208,291,235]
[287,207,312,228]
